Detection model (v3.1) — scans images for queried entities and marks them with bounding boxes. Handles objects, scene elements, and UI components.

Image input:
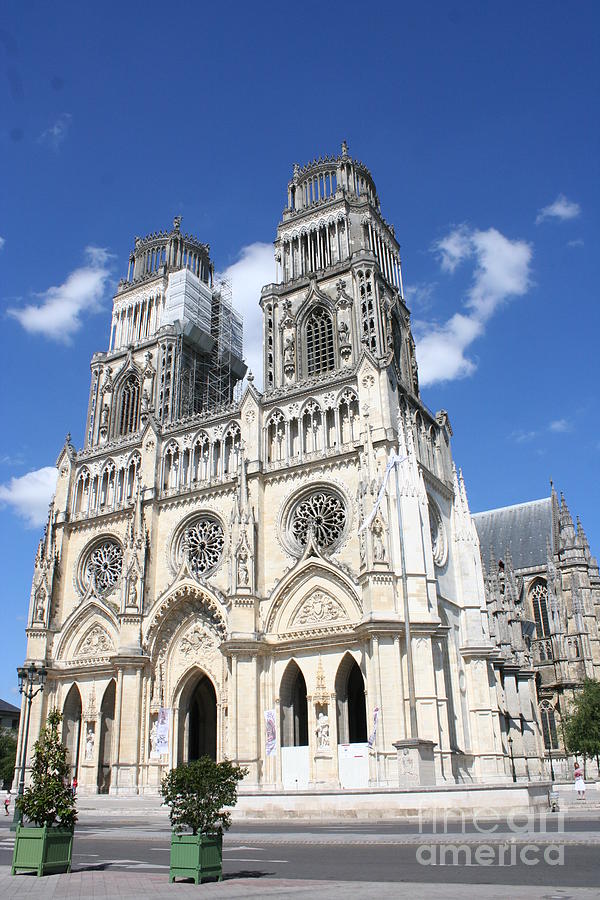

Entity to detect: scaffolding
[175,276,245,419]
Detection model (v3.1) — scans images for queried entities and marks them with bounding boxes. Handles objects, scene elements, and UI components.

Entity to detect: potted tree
[160,755,247,884]
[11,709,77,877]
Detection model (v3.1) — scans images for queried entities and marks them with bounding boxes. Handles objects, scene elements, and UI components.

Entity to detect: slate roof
[0,698,20,715]
[472,497,553,572]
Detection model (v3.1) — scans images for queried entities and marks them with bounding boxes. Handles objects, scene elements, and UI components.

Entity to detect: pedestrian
[4,790,11,815]
[71,776,78,798]
[574,761,586,800]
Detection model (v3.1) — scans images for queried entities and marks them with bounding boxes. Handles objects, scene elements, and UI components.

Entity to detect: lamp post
[548,748,555,782]
[507,734,517,783]
[10,663,47,831]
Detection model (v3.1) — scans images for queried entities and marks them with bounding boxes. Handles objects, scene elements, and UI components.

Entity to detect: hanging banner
[368,706,380,748]
[156,707,170,755]
[265,709,276,756]
[358,454,408,533]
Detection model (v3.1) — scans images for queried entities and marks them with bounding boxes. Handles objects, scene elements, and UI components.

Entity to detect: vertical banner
[265,709,276,756]
[368,706,380,748]
[156,707,170,755]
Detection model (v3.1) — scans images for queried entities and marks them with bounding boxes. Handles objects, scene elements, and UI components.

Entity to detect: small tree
[160,756,247,835]
[0,728,17,789]
[16,709,77,829]
[565,678,600,772]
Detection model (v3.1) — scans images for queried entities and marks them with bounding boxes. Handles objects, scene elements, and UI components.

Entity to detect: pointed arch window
[306,307,334,376]
[539,700,559,750]
[117,373,141,436]
[530,581,551,638]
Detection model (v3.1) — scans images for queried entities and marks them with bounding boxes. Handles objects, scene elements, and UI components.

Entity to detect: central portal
[180,672,217,763]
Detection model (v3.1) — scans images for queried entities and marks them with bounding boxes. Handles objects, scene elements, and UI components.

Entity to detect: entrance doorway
[62,684,82,782]
[335,655,369,788]
[178,672,217,764]
[280,660,309,789]
[97,680,115,794]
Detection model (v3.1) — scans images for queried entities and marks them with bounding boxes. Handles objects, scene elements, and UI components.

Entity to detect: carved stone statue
[237,547,249,587]
[338,321,350,347]
[149,721,158,755]
[372,517,386,562]
[33,587,46,623]
[100,404,110,427]
[284,335,295,364]
[85,728,95,760]
[316,712,330,749]
[128,580,138,608]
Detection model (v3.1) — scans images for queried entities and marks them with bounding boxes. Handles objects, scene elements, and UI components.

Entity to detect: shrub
[160,756,247,835]
[0,728,17,789]
[16,709,77,829]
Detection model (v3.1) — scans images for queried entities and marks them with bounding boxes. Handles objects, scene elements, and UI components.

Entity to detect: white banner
[368,706,380,748]
[358,454,408,533]
[265,709,276,756]
[156,707,170,755]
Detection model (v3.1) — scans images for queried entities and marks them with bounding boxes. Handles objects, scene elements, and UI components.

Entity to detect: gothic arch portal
[62,683,82,781]
[174,667,217,764]
[335,653,367,744]
[97,680,116,793]
[280,660,308,747]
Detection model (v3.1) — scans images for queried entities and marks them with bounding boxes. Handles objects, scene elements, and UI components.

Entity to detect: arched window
[306,307,334,376]
[117,373,140,436]
[530,581,551,638]
[539,700,559,750]
[267,410,286,463]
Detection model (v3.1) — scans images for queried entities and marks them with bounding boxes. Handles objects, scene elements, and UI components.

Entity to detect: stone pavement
[1,871,600,900]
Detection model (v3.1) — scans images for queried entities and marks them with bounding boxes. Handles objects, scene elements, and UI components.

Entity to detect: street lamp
[10,663,47,831]
[547,747,555,782]
[507,734,517,783]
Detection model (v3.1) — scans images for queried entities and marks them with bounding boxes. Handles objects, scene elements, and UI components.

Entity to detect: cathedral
[19,144,600,796]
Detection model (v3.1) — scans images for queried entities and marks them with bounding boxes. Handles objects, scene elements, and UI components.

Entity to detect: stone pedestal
[393,739,437,787]
[311,750,336,786]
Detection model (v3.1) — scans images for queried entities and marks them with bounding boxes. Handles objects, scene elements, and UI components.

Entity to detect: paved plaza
[2,799,600,899]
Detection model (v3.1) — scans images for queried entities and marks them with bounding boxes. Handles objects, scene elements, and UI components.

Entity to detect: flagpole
[393,451,418,739]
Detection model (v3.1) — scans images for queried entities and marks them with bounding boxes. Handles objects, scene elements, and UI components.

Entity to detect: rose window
[83,539,123,595]
[289,490,346,554]
[180,516,224,577]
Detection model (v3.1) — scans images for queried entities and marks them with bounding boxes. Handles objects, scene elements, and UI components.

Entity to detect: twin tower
[22,144,539,800]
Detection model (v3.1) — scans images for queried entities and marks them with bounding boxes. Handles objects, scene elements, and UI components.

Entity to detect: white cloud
[38,112,72,150]
[8,245,113,343]
[536,194,581,225]
[549,418,571,433]
[434,224,474,273]
[404,281,436,311]
[0,466,57,528]
[0,236,5,250]
[413,313,481,384]
[567,238,584,248]
[512,429,538,444]
[217,242,274,391]
[416,225,532,386]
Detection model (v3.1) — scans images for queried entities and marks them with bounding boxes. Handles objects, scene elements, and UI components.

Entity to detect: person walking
[71,776,78,798]
[4,790,11,815]
[574,761,586,800]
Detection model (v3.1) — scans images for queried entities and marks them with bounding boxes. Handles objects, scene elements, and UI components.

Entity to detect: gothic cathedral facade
[21,145,550,795]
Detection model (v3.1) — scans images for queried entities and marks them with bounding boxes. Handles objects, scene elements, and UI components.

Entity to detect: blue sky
[0,1,598,702]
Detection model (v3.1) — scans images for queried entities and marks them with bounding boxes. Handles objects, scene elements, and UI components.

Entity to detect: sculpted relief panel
[290,590,347,628]
[75,624,115,658]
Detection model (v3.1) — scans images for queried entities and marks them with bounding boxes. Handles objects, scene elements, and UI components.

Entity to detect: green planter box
[11,824,74,877]
[169,831,223,884]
